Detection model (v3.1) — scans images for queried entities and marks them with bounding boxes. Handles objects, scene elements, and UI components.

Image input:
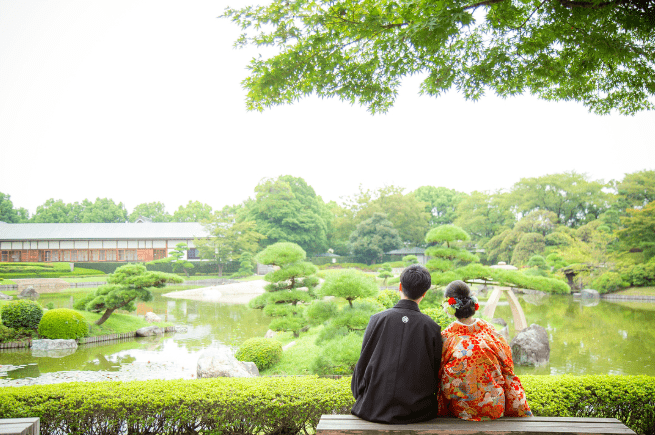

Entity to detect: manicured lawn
[81,311,171,336]
[62,276,108,283]
[612,286,655,296]
[260,327,323,376]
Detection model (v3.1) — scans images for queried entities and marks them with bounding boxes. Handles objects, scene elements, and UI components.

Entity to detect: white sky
[1,0,653,216]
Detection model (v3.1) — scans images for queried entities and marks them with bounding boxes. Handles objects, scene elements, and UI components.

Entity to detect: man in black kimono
[351,264,442,423]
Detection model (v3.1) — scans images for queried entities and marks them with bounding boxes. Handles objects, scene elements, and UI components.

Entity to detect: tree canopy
[349,213,402,264]
[129,202,171,222]
[0,192,28,223]
[242,175,329,255]
[223,0,655,115]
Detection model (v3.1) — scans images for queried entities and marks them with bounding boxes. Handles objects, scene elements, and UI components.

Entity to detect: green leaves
[225,0,655,114]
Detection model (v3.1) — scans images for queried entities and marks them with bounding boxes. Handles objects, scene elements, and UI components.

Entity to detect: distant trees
[194,207,265,276]
[30,197,127,223]
[414,186,465,227]
[172,201,214,223]
[129,202,170,222]
[349,213,402,265]
[0,192,28,223]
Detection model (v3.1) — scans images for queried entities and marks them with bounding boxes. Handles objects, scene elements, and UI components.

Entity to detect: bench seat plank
[0,418,40,435]
[316,415,635,435]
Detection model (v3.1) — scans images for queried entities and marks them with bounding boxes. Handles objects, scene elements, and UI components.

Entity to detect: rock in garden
[196,348,257,378]
[241,362,259,376]
[0,292,11,300]
[510,324,550,366]
[174,325,188,333]
[17,286,39,300]
[581,289,600,299]
[145,312,162,323]
[264,329,277,338]
[136,326,163,337]
[31,339,77,358]
[492,318,507,327]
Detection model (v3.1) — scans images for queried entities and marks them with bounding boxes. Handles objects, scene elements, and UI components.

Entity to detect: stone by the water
[17,286,39,300]
[0,292,11,300]
[196,348,257,378]
[510,324,550,366]
[136,326,163,337]
[581,289,600,299]
[264,329,277,338]
[145,312,162,323]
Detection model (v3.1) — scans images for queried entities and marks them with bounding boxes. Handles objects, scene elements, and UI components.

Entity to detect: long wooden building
[0,222,208,263]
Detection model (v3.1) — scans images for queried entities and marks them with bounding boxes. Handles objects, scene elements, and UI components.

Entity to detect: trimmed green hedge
[0,375,652,435]
[522,375,655,435]
[0,263,105,279]
[0,376,354,435]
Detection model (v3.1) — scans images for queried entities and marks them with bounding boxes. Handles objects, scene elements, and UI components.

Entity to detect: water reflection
[494,295,655,376]
[2,292,654,379]
[0,293,270,380]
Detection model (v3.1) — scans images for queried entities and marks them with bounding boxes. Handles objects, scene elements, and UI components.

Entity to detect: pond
[1,290,654,379]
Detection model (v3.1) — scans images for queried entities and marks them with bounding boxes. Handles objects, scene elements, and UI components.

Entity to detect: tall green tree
[349,213,402,264]
[129,202,171,222]
[241,176,329,255]
[79,263,182,325]
[508,172,611,227]
[355,186,431,246]
[79,198,128,223]
[617,202,655,261]
[195,207,266,276]
[223,0,655,115]
[0,193,28,223]
[31,199,84,223]
[453,191,515,246]
[616,170,655,210]
[413,186,465,226]
[172,201,214,222]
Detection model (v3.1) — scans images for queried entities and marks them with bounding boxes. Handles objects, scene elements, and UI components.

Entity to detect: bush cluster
[0,324,37,343]
[0,300,43,330]
[235,338,283,371]
[422,307,453,330]
[592,272,627,293]
[0,375,652,435]
[619,259,655,288]
[38,308,89,339]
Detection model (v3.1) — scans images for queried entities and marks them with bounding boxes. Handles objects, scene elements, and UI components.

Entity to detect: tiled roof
[0,223,208,240]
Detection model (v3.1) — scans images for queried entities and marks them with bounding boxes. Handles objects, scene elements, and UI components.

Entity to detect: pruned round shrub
[38,308,89,339]
[0,299,43,330]
[592,272,627,293]
[235,338,282,370]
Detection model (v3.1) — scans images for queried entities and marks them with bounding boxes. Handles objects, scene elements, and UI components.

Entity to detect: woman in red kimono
[438,280,532,421]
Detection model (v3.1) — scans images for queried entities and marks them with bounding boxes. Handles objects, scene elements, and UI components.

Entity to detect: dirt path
[162,280,267,304]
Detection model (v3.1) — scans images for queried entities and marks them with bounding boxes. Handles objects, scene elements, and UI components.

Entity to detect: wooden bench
[0,418,40,435]
[317,415,636,435]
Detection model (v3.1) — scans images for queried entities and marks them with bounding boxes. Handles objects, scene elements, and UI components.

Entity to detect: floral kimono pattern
[438,319,532,421]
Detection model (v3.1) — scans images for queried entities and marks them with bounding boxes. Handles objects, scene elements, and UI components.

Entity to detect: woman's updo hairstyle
[444,280,476,319]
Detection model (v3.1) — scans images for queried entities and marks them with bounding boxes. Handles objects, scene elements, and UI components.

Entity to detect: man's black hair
[400,264,432,300]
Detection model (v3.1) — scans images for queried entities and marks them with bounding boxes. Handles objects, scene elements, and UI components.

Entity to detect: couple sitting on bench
[351,265,533,423]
